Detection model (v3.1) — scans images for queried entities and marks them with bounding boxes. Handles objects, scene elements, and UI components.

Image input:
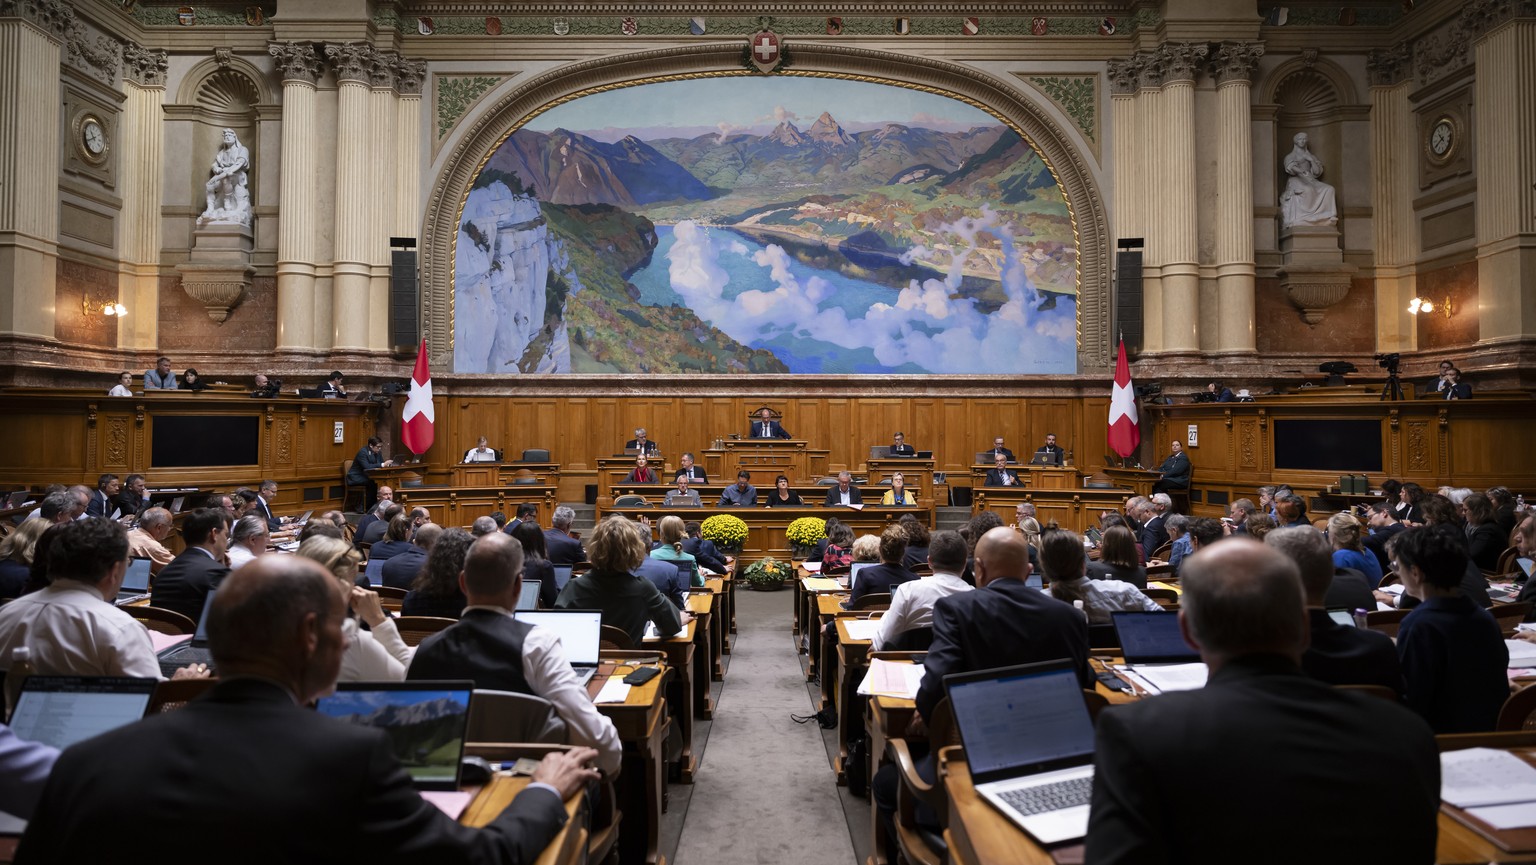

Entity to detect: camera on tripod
[1375,352,1400,373]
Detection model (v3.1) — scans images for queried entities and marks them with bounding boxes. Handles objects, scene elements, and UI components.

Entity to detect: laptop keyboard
[159,646,215,679]
[999,775,1093,817]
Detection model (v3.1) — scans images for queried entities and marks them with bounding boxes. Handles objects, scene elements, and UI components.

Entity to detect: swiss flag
[1106,338,1140,458]
[400,340,435,455]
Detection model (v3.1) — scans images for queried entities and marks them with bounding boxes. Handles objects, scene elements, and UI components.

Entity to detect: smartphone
[623,666,662,686]
[1095,670,1133,694]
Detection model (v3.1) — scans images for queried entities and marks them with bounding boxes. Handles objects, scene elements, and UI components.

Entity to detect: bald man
[1086,539,1439,865]
[18,555,600,864]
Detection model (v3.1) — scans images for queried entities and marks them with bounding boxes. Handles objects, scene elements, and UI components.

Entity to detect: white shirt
[337,617,415,683]
[108,385,133,397]
[463,605,623,774]
[1056,576,1162,624]
[226,544,258,571]
[0,579,162,679]
[871,572,973,651]
[463,448,498,463]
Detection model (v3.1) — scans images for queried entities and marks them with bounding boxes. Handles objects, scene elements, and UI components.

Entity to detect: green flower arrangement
[699,513,749,551]
[742,556,790,591]
[785,517,827,548]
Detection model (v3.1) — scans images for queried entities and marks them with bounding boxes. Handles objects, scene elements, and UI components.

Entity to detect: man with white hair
[470,516,498,537]
[126,507,176,573]
[1141,493,1172,555]
[543,506,586,565]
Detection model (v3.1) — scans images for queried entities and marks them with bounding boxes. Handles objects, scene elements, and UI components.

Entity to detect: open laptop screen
[314,682,473,791]
[514,609,602,665]
[1112,611,1199,664]
[121,557,153,593]
[517,580,541,610]
[9,676,158,749]
[551,565,574,590]
[946,662,1096,780]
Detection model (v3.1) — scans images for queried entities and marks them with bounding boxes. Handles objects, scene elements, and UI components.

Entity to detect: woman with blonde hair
[558,516,688,645]
[0,517,49,597]
[1328,511,1383,587]
[881,472,916,506]
[650,515,702,586]
[296,535,413,681]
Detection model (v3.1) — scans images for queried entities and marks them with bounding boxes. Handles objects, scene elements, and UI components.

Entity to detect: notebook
[315,681,474,803]
[945,660,1097,845]
[156,591,218,678]
[517,580,541,611]
[115,556,154,604]
[7,676,158,748]
[513,609,603,685]
[1112,611,1201,665]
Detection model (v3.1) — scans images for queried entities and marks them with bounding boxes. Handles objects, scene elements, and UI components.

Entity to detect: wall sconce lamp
[1407,295,1452,319]
[83,297,127,317]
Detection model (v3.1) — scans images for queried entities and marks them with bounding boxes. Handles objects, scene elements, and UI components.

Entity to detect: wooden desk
[643,620,698,783]
[1101,466,1160,497]
[589,661,670,865]
[703,577,727,680]
[834,616,878,783]
[868,671,920,865]
[701,439,831,487]
[942,750,1061,865]
[461,774,587,865]
[685,591,715,718]
[596,456,669,506]
[966,464,1080,492]
[393,484,557,528]
[970,488,1131,535]
[604,506,932,561]
[867,457,937,504]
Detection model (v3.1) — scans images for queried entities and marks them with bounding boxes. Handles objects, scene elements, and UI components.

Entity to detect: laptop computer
[1112,610,1201,665]
[7,675,158,747]
[5,490,26,508]
[914,451,934,459]
[551,565,574,590]
[314,681,474,796]
[945,660,1098,845]
[169,495,186,514]
[513,609,603,685]
[156,591,218,678]
[1327,608,1357,627]
[292,509,314,526]
[517,580,541,611]
[364,557,387,585]
[114,556,154,604]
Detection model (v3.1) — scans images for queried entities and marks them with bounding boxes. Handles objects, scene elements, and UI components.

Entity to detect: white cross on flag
[401,339,435,455]
[1107,337,1140,458]
[750,29,781,73]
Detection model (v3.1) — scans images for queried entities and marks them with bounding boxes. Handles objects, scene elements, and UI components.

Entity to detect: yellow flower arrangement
[785,517,827,547]
[699,513,749,548]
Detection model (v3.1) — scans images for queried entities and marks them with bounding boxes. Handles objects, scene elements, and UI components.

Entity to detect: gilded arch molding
[420,43,1112,377]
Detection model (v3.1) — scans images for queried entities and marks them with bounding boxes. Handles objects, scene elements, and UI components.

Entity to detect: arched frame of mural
[420,43,1111,383]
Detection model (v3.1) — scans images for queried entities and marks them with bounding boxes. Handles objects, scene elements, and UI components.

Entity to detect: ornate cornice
[1157,42,1208,84]
[1105,56,1140,95]
[0,0,71,41]
[63,17,120,86]
[1463,0,1536,40]
[369,50,399,90]
[1366,42,1411,87]
[122,42,168,87]
[395,56,428,96]
[1211,41,1263,85]
[325,42,377,85]
[268,41,324,85]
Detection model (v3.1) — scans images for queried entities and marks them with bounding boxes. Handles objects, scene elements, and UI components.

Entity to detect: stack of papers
[1442,748,1536,830]
[803,578,843,591]
[1507,640,1536,669]
[593,676,632,704]
[1115,663,1208,695]
[856,659,925,698]
[801,561,822,573]
[842,619,882,641]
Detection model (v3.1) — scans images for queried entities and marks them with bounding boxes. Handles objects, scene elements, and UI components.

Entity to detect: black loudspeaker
[1115,245,1144,357]
[390,249,419,350]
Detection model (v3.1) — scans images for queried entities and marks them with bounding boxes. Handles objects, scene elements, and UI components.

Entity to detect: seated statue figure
[200,128,251,226]
[1279,132,1338,228]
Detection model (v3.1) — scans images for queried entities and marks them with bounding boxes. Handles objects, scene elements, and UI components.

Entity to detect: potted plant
[785,516,827,559]
[699,513,748,554]
[742,557,791,591]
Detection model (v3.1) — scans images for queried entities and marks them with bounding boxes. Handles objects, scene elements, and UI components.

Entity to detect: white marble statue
[1279,132,1337,228]
[199,128,251,226]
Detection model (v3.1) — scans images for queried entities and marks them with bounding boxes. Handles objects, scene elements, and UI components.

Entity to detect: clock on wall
[73,113,109,165]
[1426,115,1458,165]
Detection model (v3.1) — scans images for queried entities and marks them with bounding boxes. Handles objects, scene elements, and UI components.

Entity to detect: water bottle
[5,646,34,720]
[1352,608,1369,629]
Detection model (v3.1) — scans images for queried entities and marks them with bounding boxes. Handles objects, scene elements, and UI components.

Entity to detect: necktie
[762,423,768,436]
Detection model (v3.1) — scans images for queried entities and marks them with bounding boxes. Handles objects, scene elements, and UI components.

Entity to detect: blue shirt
[718,484,757,506]
[1332,548,1383,589]
[1168,535,1193,574]
[1397,594,1509,733]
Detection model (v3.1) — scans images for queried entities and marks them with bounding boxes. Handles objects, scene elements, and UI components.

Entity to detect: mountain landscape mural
[454,76,1078,375]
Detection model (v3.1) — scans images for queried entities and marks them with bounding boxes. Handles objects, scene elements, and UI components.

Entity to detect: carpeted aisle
[671,587,859,865]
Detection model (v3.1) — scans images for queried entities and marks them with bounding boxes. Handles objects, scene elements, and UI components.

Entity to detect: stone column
[1137,55,1165,353]
[1367,44,1418,354]
[1473,13,1536,347]
[368,52,397,351]
[1211,42,1264,357]
[1157,42,1208,356]
[0,1,69,340]
[325,42,375,354]
[269,41,324,354]
[395,58,425,246]
[117,44,168,351]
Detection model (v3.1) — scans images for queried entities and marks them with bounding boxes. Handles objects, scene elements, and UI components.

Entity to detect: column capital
[0,0,72,42]
[1158,42,1209,85]
[1465,0,1536,41]
[369,49,397,90]
[268,41,323,85]
[1136,50,1165,90]
[1212,41,1264,85]
[324,41,376,85]
[1367,43,1413,87]
[1106,56,1142,95]
[395,57,427,96]
[122,43,168,87]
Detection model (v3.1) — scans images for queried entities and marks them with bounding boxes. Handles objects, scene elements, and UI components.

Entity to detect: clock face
[1429,118,1454,159]
[83,120,105,155]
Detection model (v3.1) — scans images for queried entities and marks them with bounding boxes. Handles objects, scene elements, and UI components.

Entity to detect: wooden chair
[467,689,568,745]
[510,468,538,486]
[1491,601,1533,636]
[341,459,365,512]
[888,697,959,865]
[600,624,634,650]
[1364,608,1410,638]
[1143,587,1179,605]
[850,592,892,612]
[1150,541,1172,561]
[521,448,551,462]
[1335,684,1401,704]
[392,616,456,646]
[372,585,408,600]
[1438,730,1536,752]
[1497,684,1536,731]
[614,495,650,508]
[1495,546,1523,576]
[147,677,217,714]
[131,605,196,635]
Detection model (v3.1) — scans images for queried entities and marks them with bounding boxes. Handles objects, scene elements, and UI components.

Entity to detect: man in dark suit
[1085,539,1439,864]
[1030,434,1065,466]
[502,502,539,536]
[381,523,437,590]
[749,407,791,439]
[543,506,586,565]
[983,453,1020,487]
[847,527,916,604]
[1265,526,1403,695]
[319,370,347,396]
[623,427,659,455]
[823,471,863,507]
[1151,439,1191,494]
[1442,367,1472,400]
[85,473,120,519]
[1364,503,1407,573]
[17,554,598,864]
[1140,494,1170,556]
[113,473,147,520]
[252,479,283,532]
[987,437,1015,463]
[347,437,394,514]
[682,521,728,574]
[149,508,231,623]
[673,452,707,483]
[888,431,916,457]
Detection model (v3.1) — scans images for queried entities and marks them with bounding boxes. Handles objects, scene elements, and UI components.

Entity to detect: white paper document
[1123,663,1208,694]
[593,676,632,704]
[1441,748,1536,808]
[842,619,883,641]
[856,659,925,698]
[1468,802,1536,830]
[1506,639,1536,668]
